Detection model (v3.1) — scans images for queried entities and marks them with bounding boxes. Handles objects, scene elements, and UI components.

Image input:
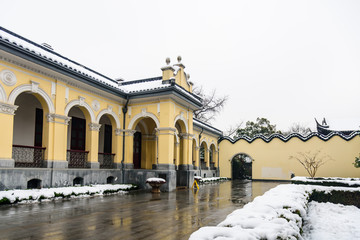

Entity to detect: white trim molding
[121,129,137,136]
[96,107,121,129]
[0,102,18,115]
[115,128,122,136]
[128,111,160,130]
[47,113,71,125]
[200,138,209,148]
[174,113,189,133]
[64,98,96,123]
[8,84,55,113]
[0,83,6,102]
[89,123,102,131]
[0,69,17,86]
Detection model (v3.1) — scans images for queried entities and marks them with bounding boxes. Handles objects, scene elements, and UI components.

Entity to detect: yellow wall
[219,135,360,180]
[0,59,123,164]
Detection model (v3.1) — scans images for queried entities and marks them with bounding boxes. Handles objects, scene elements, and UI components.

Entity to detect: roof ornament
[115,78,124,86]
[322,118,328,126]
[187,73,190,79]
[41,43,54,51]
[177,55,182,63]
[166,57,170,65]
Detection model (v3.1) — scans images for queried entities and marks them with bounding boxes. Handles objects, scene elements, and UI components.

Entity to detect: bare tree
[289,150,333,178]
[224,122,243,138]
[283,123,312,136]
[193,86,228,123]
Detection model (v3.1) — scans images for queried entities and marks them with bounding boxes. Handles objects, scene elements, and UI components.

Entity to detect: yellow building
[0,27,221,191]
[0,27,358,191]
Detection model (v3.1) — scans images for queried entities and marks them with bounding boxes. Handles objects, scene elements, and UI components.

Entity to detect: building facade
[1,27,359,192]
[0,27,221,191]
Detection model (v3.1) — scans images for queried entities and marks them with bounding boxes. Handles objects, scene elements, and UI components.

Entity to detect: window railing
[12,145,46,168]
[98,152,115,169]
[67,149,89,168]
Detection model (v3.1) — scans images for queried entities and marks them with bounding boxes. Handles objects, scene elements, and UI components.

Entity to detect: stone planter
[146,178,166,193]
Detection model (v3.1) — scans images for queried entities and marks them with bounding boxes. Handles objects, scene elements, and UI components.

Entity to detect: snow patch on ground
[303,201,360,240]
[0,184,134,204]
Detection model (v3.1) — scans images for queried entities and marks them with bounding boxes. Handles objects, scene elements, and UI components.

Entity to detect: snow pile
[292,176,360,187]
[0,184,135,204]
[303,201,360,240]
[190,184,311,240]
[146,178,166,183]
[200,177,229,183]
[190,183,360,240]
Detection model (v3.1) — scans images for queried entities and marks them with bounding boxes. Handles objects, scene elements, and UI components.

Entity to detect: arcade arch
[12,92,50,167]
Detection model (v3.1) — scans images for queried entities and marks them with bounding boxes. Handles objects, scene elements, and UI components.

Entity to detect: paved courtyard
[0,180,282,240]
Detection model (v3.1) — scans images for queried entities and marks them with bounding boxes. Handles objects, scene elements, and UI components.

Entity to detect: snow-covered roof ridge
[0,26,123,91]
[120,76,162,86]
[220,130,360,144]
[0,27,203,105]
[120,76,171,93]
[193,118,223,136]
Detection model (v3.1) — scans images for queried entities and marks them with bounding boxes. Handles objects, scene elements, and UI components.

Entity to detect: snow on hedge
[302,201,360,240]
[0,184,135,204]
[292,176,360,186]
[200,177,229,183]
[189,184,360,240]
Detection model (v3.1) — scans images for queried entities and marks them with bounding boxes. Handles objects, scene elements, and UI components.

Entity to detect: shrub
[0,197,11,205]
[310,190,360,208]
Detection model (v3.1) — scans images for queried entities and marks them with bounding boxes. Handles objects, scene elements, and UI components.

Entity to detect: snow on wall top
[220,130,360,144]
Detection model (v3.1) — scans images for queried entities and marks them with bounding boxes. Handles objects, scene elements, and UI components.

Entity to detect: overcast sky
[1,0,360,132]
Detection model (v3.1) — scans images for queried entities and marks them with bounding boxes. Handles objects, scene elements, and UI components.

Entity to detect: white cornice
[0,50,126,104]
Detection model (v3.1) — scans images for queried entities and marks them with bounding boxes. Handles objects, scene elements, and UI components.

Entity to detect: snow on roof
[314,117,360,131]
[0,27,121,90]
[0,27,202,100]
[193,118,223,136]
[120,77,171,93]
[173,65,181,75]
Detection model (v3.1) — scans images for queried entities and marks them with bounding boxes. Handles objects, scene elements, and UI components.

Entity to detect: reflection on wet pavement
[0,180,283,240]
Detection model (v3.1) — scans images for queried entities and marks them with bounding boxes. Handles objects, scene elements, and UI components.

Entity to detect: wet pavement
[0,180,283,240]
